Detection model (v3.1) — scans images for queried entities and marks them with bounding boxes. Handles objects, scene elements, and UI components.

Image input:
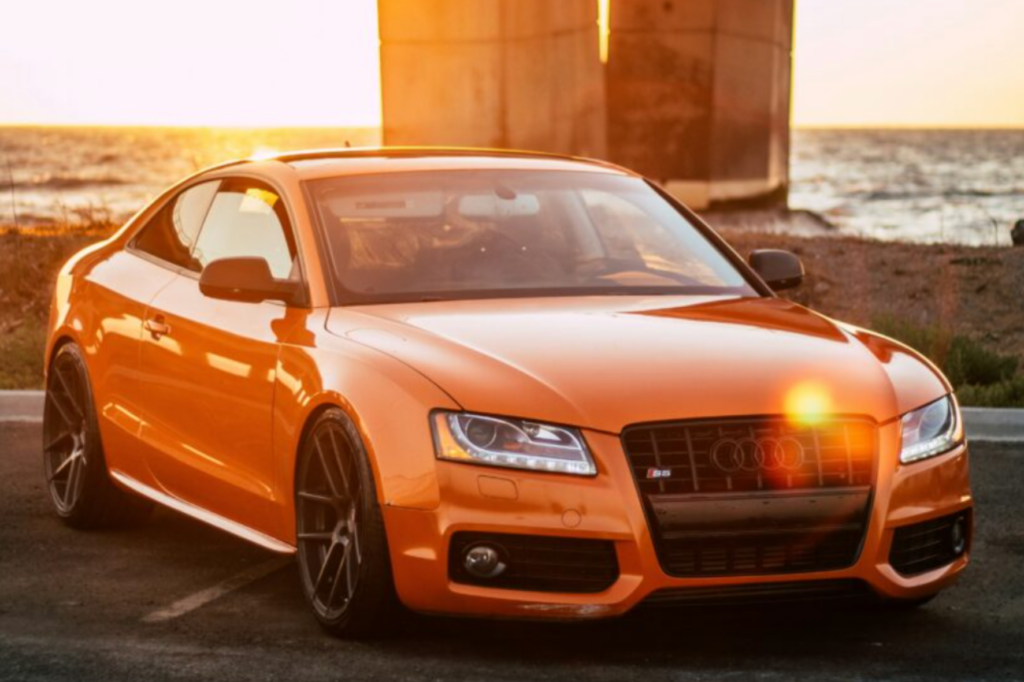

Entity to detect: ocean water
[1,126,1021,245]
[791,128,1024,246]
[0,126,379,225]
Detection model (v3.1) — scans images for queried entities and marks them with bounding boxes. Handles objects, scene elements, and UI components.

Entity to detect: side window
[132,181,219,269]
[192,180,298,280]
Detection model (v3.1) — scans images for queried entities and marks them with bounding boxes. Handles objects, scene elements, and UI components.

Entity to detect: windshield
[307,169,758,303]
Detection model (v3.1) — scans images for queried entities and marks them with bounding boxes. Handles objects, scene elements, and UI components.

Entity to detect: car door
[137,177,306,538]
[85,180,219,485]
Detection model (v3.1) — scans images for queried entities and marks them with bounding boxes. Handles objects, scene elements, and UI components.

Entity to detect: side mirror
[749,249,804,291]
[199,257,300,304]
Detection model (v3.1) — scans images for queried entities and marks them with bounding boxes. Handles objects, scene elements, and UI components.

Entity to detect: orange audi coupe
[43,149,972,636]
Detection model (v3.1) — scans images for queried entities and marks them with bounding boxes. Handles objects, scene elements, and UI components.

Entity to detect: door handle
[144,316,171,340]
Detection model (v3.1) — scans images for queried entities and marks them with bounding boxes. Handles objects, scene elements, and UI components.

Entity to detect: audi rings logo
[710,436,806,473]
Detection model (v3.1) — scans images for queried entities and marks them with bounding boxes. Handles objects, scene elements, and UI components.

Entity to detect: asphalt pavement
[1,416,1023,680]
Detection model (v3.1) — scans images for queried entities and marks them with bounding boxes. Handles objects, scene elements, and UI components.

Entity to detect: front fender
[272,310,460,544]
[841,323,952,416]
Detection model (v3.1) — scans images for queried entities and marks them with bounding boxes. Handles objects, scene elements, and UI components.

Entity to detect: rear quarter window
[131,181,219,270]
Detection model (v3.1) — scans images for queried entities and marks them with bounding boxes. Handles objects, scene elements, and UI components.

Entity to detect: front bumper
[382,421,973,619]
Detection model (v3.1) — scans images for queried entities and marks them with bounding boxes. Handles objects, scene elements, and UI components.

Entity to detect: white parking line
[141,557,292,623]
[0,390,44,424]
[0,415,43,424]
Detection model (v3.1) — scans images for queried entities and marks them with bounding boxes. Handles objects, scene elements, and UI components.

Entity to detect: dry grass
[0,221,117,388]
[720,230,1024,362]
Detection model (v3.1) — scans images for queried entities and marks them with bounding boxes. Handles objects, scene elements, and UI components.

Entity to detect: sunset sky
[0,0,1021,129]
[0,0,382,127]
[793,0,1024,128]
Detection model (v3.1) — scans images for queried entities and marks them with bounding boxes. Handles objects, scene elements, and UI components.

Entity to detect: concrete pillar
[378,0,606,158]
[606,0,793,208]
[377,0,793,209]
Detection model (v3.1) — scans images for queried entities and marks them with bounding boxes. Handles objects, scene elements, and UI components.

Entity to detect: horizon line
[0,122,382,130]
[1,122,1023,132]
[794,123,1024,131]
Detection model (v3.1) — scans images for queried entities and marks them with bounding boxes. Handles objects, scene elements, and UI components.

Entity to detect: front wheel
[43,343,152,528]
[295,408,400,637]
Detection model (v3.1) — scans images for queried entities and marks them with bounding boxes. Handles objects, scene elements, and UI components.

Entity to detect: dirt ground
[720,228,1024,360]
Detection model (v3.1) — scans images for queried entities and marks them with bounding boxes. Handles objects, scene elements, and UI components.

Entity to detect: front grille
[449,531,619,593]
[642,579,871,607]
[890,512,970,576]
[622,416,877,578]
[623,417,875,495]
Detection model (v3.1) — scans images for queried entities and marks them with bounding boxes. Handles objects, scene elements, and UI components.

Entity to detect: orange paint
[45,148,972,620]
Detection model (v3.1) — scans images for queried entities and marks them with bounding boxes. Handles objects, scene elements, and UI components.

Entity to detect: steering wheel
[574,256,642,280]
[574,256,705,287]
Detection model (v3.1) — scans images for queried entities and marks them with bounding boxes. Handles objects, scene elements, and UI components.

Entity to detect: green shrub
[945,335,1018,387]
[956,379,1024,408]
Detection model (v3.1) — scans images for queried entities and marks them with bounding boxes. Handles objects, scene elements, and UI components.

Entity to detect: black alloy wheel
[43,343,151,527]
[296,408,399,637]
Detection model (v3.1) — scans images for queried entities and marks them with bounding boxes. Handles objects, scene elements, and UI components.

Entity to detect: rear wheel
[296,408,400,637]
[43,343,152,528]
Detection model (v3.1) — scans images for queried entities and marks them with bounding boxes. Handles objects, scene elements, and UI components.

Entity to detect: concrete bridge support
[377,0,793,209]
[377,0,607,158]
[607,0,793,208]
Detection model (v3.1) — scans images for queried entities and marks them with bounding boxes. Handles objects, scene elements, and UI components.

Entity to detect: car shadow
[388,601,945,663]
[112,509,975,672]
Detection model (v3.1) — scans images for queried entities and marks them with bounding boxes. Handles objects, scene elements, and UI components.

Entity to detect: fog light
[464,544,506,578]
[951,516,968,556]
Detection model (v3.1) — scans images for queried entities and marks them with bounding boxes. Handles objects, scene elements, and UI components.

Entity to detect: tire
[42,343,153,528]
[295,408,401,638]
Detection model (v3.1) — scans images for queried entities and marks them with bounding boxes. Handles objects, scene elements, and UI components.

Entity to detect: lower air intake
[449,531,619,593]
[890,512,970,576]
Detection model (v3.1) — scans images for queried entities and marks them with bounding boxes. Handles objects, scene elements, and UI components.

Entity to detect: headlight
[899,395,963,464]
[431,411,596,476]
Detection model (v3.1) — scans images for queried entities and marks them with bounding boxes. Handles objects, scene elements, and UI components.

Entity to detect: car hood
[326,296,948,433]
